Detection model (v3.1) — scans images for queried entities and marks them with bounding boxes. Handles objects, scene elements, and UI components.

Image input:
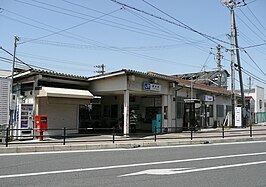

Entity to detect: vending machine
[14,104,34,140]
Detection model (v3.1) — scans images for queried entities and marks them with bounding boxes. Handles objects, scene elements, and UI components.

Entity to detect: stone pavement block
[17,146,36,153]
[0,147,17,153]
[35,146,55,152]
[70,144,87,150]
[53,145,71,151]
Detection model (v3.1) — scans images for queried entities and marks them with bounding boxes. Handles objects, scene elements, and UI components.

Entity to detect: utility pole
[94,64,105,75]
[216,45,222,88]
[222,0,236,127]
[233,9,246,127]
[229,2,236,128]
[222,0,246,127]
[248,77,252,93]
[9,35,19,129]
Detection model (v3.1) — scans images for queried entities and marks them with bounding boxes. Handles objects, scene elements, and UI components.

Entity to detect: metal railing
[1,124,266,147]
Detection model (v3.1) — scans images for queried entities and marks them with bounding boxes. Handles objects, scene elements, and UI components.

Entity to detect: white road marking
[1,141,266,156]
[118,168,191,177]
[1,152,266,179]
[119,161,266,177]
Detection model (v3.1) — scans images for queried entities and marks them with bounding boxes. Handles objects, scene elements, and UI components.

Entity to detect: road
[0,141,266,187]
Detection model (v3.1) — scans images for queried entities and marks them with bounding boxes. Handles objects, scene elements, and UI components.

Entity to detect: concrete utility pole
[94,64,106,75]
[9,35,19,129]
[222,0,246,127]
[229,1,236,128]
[233,10,246,127]
[248,77,252,93]
[216,45,222,88]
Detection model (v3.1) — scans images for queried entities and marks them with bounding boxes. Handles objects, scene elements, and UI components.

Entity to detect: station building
[12,69,233,136]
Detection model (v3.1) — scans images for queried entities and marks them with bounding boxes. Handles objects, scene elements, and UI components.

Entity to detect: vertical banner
[235,107,242,127]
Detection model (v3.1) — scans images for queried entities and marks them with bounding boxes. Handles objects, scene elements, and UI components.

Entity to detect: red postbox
[35,115,48,141]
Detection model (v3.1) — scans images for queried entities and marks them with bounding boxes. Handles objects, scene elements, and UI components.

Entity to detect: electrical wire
[238,8,266,39]
[1,10,201,68]
[0,46,32,69]
[110,0,232,47]
[246,4,266,31]
[243,49,266,77]
[19,8,123,45]
[11,1,197,43]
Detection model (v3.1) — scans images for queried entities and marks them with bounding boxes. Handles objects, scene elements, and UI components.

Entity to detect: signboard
[203,95,214,102]
[143,82,161,92]
[235,107,242,127]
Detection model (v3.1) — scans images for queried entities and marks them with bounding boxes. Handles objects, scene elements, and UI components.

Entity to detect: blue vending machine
[152,114,162,134]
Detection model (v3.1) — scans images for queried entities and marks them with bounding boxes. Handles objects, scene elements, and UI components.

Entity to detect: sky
[0,0,266,94]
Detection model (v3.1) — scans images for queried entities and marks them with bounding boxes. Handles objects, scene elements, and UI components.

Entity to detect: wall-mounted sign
[203,95,214,102]
[143,82,161,92]
[235,107,242,127]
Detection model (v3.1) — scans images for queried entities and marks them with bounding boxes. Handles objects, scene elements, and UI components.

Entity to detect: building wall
[244,86,265,113]
[89,75,127,93]
[38,97,79,135]
[0,78,10,125]
[256,86,265,113]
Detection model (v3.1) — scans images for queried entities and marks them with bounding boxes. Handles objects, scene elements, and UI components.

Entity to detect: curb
[1,136,266,154]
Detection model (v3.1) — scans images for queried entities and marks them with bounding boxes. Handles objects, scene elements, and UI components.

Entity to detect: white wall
[245,86,265,113]
[256,86,265,113]
[0,78,10,125]
[38,97,79,135]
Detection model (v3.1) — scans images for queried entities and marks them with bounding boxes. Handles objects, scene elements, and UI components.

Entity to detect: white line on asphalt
[119,160,266,177]
[1,141,266,157]
[1,151,266,179]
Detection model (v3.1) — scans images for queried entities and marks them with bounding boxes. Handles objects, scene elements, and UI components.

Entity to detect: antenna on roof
[94,64,105,75]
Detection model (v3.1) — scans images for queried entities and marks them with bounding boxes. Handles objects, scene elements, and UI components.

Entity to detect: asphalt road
[1,141,266,187]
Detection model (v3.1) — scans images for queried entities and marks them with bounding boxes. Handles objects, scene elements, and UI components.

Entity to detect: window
[226,105,232,115]
[176,96,185,118]
[216,105,224,117]
[209,105,214,117]
[259,99,262,109]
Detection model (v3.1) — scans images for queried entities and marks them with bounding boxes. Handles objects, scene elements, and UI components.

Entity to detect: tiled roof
[88,69,179,82]
[148,72,232,96]
[15,69,89,80]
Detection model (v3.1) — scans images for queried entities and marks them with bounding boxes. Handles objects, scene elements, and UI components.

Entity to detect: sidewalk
[1,123,266,153]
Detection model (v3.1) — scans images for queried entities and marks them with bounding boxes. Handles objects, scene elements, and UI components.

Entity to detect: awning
[37,87,94,99]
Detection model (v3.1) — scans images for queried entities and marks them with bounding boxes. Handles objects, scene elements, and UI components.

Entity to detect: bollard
[222,125,225,139]
[112,126,115,143]
[154,126,157,142]
[5,127,9,147]
[39,130,44,141]
[190,127,193,140]
[63,127,66,145]
[250,124,252,137]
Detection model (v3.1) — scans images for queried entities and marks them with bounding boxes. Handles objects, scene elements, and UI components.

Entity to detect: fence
[1,125,266,147]
[256,112,266,123]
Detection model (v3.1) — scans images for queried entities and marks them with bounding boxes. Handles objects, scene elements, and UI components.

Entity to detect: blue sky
[0,0,265,93]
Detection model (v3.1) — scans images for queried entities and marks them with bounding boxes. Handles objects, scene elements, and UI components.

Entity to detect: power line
[246,3,266,31]
[240,67,266,85]
[19,8,123,45]
[125,8,211,52]
[243,42,266,49]
[238,8,266,39]
[0,46,32,69]
[2,11,204,69]
[110,0,232,47]
[243,49,266,77]
[11,1,197,44]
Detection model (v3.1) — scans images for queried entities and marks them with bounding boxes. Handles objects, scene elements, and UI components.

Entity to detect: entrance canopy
[37,87,93,99]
